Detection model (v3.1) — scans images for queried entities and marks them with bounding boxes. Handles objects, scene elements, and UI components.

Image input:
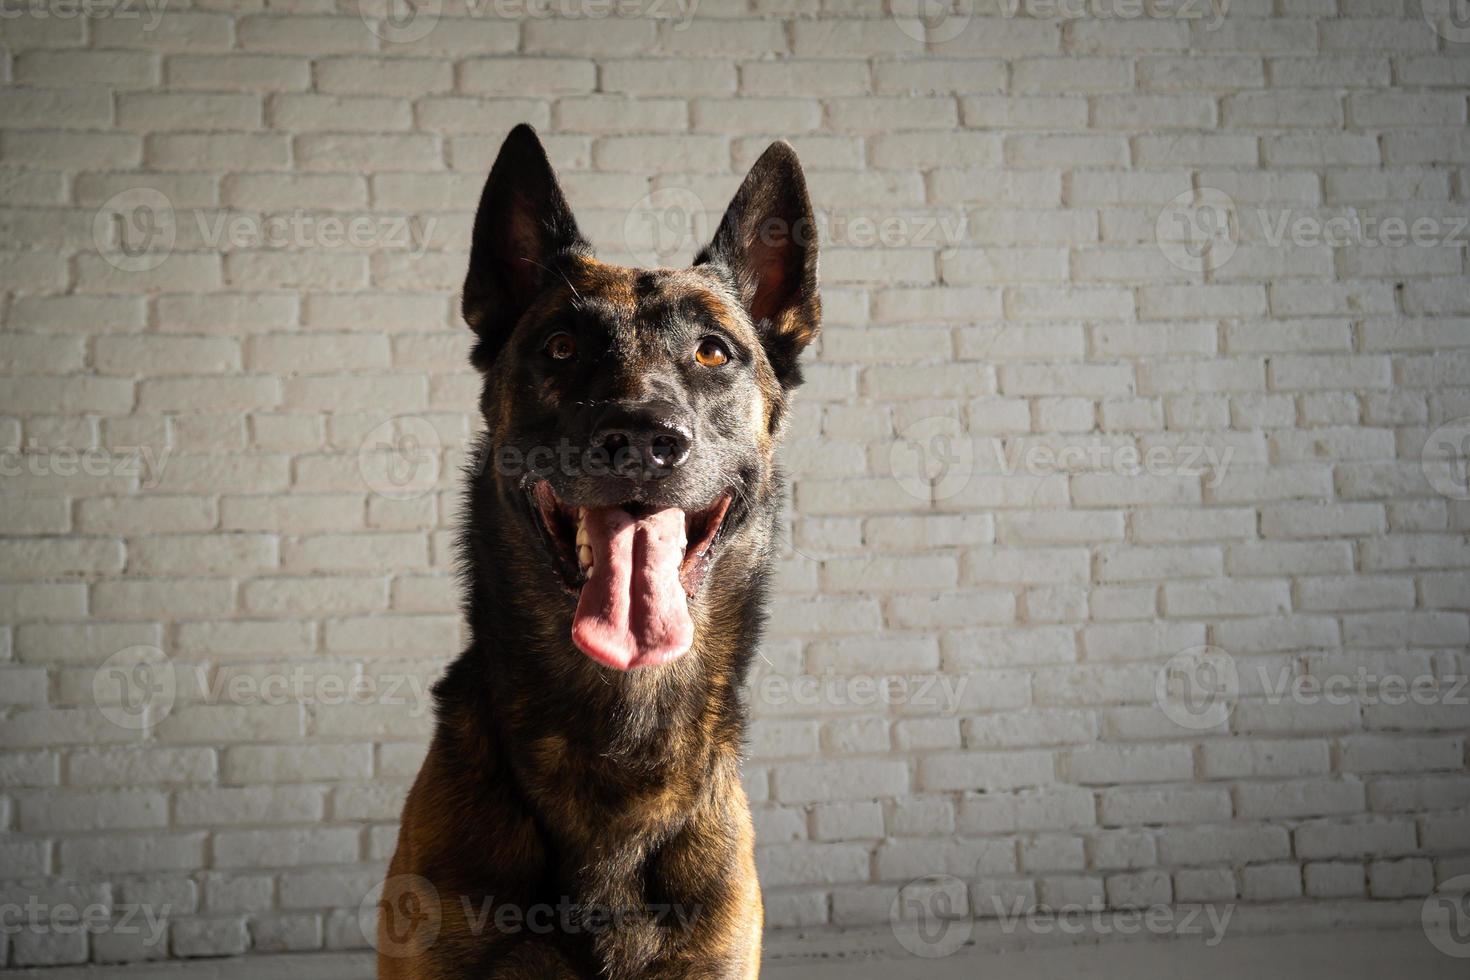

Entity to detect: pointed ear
[462,124,590,360]
[695,141,820,388]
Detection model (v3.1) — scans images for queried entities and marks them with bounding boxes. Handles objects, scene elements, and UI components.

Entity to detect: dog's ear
[463,124,590,360]
[696,141,820,388]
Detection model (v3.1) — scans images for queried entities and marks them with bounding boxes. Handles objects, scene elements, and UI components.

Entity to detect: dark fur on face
[380,125,819,979]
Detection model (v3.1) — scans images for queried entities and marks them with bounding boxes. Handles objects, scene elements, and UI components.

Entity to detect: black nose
[590,401,692,479]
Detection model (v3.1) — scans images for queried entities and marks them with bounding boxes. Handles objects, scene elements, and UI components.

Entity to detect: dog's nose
[591,401,692,479]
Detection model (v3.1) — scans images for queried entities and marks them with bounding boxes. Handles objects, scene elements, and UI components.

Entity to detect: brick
[169,54,311,92]
[214,828,359,869]
[772,760,909,803]
[919,751,1055,793]
[1304,862,1365,898]
[318,56,451,92]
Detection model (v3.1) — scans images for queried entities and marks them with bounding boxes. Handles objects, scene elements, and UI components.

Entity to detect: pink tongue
[571,506,693,670]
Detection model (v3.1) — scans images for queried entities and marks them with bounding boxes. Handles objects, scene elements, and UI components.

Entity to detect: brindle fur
[380,125,820,979]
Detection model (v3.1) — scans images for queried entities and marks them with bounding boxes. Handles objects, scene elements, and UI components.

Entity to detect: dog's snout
[591,401,692,478]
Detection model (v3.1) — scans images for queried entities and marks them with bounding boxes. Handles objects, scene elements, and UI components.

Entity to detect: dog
[378,124,820,979]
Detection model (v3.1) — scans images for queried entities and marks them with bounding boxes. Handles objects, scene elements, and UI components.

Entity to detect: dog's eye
[543,332,577,361]
[695,337,730,368]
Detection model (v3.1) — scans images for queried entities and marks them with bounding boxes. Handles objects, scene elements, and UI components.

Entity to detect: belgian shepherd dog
[379,124,820,979]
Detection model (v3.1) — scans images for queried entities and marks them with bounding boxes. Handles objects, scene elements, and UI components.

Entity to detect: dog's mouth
[527,481,733,671]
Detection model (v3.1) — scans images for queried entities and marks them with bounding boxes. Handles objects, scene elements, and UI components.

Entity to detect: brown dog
[378,124,820,978]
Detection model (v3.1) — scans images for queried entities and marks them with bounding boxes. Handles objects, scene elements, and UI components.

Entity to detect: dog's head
[463,125,819,672]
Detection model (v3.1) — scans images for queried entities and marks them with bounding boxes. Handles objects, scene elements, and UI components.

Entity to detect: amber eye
[695,337,730,368]
[543,332,576,360]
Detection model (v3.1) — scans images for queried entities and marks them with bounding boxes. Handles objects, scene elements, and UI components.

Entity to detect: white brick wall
[2,0,1470,967]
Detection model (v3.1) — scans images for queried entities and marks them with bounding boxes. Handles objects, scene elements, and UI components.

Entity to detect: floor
[2,926,1463,979]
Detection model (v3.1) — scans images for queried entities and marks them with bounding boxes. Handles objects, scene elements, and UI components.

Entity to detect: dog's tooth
[577,544,593,570]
